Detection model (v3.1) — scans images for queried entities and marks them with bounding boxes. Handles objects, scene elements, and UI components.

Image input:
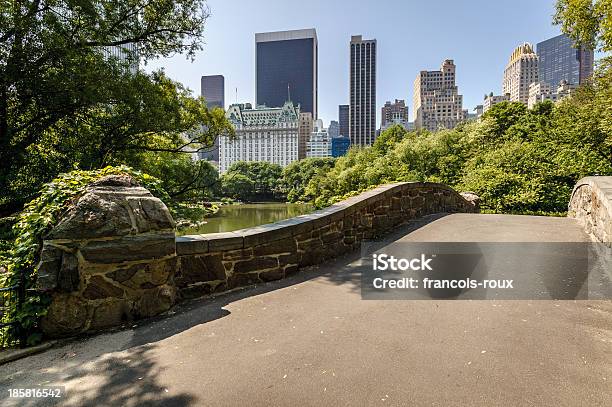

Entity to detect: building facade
[350,35,377,146]
[201,75,225,109]
[482,93,510,113]
[199,75,225,162]
[537,34,594,87]
[413,59,466,131]
[103,43,139,74]
[219,101,300,173]
[298,112,313,159]
[338,104,349,137]
[381,99,409,129]
[527,80,577,108]
[503,43,539,105]
[255,29,318,118]
[328,120,340,138]
[331,136,351,158]
[307,119,332,158]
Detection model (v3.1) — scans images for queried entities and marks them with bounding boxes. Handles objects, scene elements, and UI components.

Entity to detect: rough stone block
[81,233,176,264]
[206,232,244,251]
[133,285,176,318]
[57,252,80,292]
[233,257,278,274]
[41,294,90,337]
[47,192,135,240]
[242,223,294,246]
[177,254,226,285]
[259,269,285,282]
[126,196,175,233]
[83,276,124,300]
[35,243,64,291]
[90,300,129,330]
[176,235,209,255]
[254,239,297,256]
[228,273,261,289]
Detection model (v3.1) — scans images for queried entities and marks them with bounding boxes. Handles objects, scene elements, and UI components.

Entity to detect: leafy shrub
[0,166,170,346]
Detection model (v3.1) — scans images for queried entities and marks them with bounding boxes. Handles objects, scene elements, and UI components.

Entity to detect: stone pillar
[36,175,177,337]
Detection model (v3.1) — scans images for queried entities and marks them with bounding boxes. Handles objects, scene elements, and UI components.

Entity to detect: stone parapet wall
[39,179,477,337]
[37,176,177,337]
[175,182,478,299]
[568,177,612,246]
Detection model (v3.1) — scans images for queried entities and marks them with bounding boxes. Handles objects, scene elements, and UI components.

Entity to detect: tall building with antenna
[255,29,318,118]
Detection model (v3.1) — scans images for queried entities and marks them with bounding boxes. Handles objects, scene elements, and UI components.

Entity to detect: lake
[177,202,314,236]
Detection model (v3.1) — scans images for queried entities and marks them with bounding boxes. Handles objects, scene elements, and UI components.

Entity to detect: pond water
[177,202,314,236]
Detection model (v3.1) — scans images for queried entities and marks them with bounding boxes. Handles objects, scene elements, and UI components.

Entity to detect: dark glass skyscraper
[201,75,225,109]
[536,34,594,87]
[199,75,225,162]
[338,104,349,137]
[256,29,318,118]
[350,35,377,146]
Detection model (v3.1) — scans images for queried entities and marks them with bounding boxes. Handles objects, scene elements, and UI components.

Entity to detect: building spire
[287,83,291,103]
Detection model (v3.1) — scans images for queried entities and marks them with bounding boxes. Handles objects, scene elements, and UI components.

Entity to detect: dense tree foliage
[281,158,336,202]
[220,162,283,201]
[554,0,612,52]
[0,0,233,212]
[295,93,611,212]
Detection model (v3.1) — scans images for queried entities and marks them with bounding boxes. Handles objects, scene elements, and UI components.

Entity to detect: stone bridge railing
[568,176,612,246]
[37,176,478,337]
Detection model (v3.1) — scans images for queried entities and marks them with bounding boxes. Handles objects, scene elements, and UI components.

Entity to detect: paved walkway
[1,214,611,406]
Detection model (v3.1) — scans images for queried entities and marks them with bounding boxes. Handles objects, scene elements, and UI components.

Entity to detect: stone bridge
[2,176,611,406]
[36,176,611,336]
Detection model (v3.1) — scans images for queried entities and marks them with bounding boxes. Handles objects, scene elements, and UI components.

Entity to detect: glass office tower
[256,29,318,118]
[537,34,594,87]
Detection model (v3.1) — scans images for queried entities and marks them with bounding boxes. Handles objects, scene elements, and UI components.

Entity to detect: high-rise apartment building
[381,99,409,129]
[527,80,577,109]
[201,75,225,109]
[255,29,318,118]
[298,112,313,159]
[338,105,349,137]
[503,43,539,105]
[537,34,594,87]
[350,35,377,146]
[413,59,466,131]
[307,119,332,158]
[482,93,510,113]
[219,101,300,173]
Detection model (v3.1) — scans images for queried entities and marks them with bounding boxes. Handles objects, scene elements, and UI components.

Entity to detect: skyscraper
[199,75,225,162]
[537,33,594,87]
[381,99,409,129]
[255,29,318,118]
[413,60,466,131]
[201,75,225,109]
[338,104,349,137]
[349,35,377,146]
[503,43,539,105]
[328,120,340,139]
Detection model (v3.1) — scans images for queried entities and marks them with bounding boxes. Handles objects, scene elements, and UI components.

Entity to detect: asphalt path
[1,214,610,406]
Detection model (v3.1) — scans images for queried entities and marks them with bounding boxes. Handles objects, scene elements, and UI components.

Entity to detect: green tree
[220,162,283,201]
[0,0,234,211]
[554,0,612,51]
[281,157,336,202]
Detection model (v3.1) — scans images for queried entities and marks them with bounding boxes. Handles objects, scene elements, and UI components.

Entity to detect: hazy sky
[146,0,566,125]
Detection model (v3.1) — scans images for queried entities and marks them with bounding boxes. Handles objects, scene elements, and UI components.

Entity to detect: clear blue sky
[147,0,565,125]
